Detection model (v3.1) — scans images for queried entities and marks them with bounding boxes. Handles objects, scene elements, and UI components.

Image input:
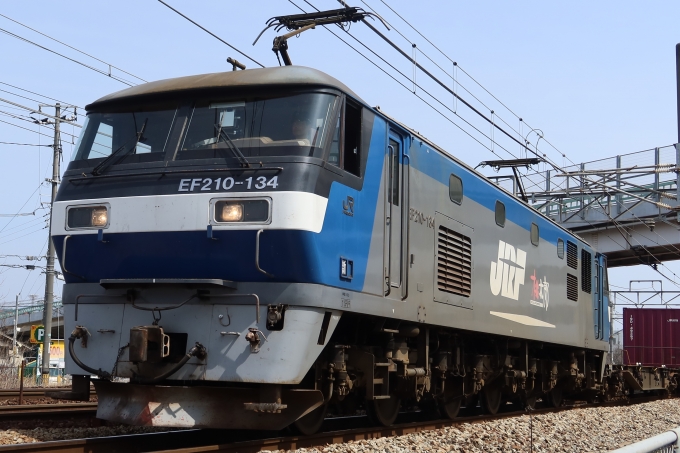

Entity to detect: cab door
[384,132,408,298]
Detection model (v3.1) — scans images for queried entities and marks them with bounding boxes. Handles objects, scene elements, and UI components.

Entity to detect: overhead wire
[288,0,502,157]
[371,0,580,171]
[0,13,147,84]
[0,97,81,127]
[290,0,518,160]
[359,0,526,142]
[0,27,137,86]
[352,0,569,193]
[0,116,79,142]
[157,0,265,68]
[294,0,559,197]
[0,183,43,235]
[24,239,49,298]
[0,142,51,147]
[0,81,82,109]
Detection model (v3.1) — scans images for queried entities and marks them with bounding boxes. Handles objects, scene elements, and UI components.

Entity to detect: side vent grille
[437,226,472,297]
[567,241,578,269]
[567,274,578,301]
[581,250,592,294]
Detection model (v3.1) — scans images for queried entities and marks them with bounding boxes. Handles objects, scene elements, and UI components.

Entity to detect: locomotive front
[52,67,368,430]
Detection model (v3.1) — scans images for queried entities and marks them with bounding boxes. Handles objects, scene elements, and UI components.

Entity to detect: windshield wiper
[215,124,250,168]
[92,119,148,176]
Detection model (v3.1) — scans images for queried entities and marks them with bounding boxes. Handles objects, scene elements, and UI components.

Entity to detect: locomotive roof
[86,66,366,110]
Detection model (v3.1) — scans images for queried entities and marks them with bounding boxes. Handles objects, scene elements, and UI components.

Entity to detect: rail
[0,402,97,421]
[1,395,674,453]
[610,426,680,453]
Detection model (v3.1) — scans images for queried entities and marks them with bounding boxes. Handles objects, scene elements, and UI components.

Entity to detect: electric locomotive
[51,65,672,433]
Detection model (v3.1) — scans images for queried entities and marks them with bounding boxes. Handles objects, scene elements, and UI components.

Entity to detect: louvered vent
[437,226,472,297]
[567,273,578,301]
[567,241,578,269]
[581,249,592,294]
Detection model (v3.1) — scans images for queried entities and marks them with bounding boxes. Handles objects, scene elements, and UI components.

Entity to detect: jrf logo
[490,240,526,300]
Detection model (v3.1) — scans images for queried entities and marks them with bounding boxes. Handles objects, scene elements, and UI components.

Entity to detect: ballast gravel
[275,399,680,453]
[0,425,167,445]
[0,399,678,450]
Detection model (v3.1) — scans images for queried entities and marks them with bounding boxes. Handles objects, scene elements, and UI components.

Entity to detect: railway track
[0,387,95,400]
[0,389,60,400]
[0,402,97,421]
[0,394,671,453]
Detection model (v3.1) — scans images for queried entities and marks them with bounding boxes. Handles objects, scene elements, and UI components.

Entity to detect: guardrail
[611,427,680,453]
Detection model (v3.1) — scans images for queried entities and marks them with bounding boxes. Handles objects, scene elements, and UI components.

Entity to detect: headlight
[220,203,243,222]
[67,205,109,229]
[91,208,108,227]
[213,199,270,223]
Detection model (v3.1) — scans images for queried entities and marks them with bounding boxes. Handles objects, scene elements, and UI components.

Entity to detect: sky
[0,1,679,333]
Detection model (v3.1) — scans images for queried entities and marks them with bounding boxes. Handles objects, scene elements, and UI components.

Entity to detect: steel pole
[41,103,60,377]
[676,44,680,144]
[676,44,680,221]
[12,294,18,355]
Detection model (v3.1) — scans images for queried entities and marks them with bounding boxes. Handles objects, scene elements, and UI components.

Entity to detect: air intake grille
[437,226,472,297]
[567,241,578,269]
[567,274,578,301]
[581,249,592,294]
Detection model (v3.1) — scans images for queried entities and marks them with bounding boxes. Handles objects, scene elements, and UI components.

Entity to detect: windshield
[178,93,337,161]
[71,110,176,163]
[70,92,339,166]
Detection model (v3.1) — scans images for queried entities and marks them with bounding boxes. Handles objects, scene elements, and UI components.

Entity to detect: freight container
[623,308,680,367]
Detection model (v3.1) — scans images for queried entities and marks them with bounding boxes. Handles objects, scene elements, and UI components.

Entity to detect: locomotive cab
[54,67,380,430]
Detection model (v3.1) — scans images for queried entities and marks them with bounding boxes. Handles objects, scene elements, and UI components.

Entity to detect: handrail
[609,427,680,452]
[61,235,84,280]
[255,229,274,278]
[384,145,394,297]
[401,153,410,301]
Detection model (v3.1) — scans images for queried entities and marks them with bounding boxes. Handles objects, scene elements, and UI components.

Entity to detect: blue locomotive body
[52,66,627,431]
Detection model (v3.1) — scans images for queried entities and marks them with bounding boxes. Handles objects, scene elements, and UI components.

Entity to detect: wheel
[366,397,401,426]
[292,403,327,435]
[546,386,563,408]
[481,380,503,415]
[438,380,463,419]
[438,395,462,419]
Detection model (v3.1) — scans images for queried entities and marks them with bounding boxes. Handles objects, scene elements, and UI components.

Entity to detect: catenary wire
[0,142,51,147]
[0,81,82,109]
[0,116,80,141]
[157,0,265,68]
[351,0,572,193]
[318,0,556,194]
[287,0,504,158]
[293,0,522,160]
[0,13,147,83]
[0,27,137,86]
[359,0,526,142]
[370,0,580,170]
[0,183,43,235]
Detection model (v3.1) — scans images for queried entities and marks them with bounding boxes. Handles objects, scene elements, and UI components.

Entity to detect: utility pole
[41,102,60,378]
[40,103,75,379]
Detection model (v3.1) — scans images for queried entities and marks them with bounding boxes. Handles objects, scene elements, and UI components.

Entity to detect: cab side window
[328,99,361,177]
[343,101,361,176]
